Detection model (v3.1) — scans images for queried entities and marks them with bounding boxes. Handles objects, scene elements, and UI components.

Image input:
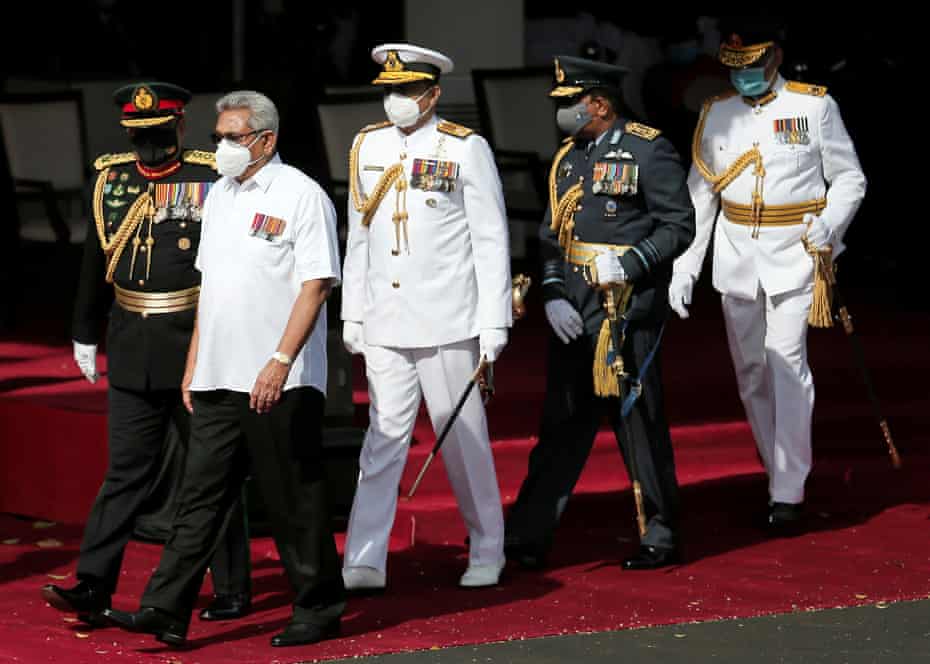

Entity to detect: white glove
[479,328,508,363]
[342,321,365,355]
[544,299,583,344]
[668,273,695,320]
[73,341,98,383]
[594,251,627,286]
[804,213,832,249]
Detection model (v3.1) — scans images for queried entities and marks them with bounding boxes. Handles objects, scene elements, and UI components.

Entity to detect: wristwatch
[271,351,292,366]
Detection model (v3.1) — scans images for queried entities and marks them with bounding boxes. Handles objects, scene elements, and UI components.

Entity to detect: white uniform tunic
[341,116,511,573]
[674,76,866,503]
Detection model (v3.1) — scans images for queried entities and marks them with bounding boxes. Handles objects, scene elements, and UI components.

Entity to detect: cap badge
[384,50,404,73]
[132,85,156,112]
[555,58,565,83]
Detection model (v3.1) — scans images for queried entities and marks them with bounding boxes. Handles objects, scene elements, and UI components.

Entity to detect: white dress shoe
[459,559,505,588]
[342,566,386,591]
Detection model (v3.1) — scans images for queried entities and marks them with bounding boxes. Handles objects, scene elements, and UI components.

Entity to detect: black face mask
[130,127,179,166]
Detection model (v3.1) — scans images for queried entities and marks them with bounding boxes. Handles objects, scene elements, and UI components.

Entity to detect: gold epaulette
[93,152,135,171]
[437,120,474,139]
[624,122,661,141]
[359,120,392,134]
[182,149,216,169]
[786,81,828,97]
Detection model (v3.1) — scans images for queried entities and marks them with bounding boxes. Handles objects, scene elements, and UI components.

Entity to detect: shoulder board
[786,81,828,97]
[359,120,393,134]
[93,152,135,171]
[624,122,661,141]
[182,149,216,169]
[437,120,475,139]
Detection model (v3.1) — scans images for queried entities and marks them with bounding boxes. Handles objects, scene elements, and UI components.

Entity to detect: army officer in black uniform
[42,82,251,625]
[505,57,695,570]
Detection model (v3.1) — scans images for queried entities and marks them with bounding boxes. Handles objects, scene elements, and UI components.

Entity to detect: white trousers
[721,284,814,504]
[343,338,505,574]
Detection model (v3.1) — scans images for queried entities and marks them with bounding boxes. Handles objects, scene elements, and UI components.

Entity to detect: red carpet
[1,295,928,662]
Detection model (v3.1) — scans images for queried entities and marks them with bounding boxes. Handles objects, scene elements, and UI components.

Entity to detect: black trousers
[141,388,345,626]
[77,386,250,596]
[506,322,681,552]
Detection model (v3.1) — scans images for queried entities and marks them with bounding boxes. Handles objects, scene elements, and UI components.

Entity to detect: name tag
[364,165,385,172]
[410,158,460,192]
[249,213,287,241]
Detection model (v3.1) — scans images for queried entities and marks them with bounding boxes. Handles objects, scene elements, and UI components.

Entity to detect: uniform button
[573,266,579,273]
[574,236,580,241]
[138,280,145,286]
[392,281,400,289]
[180,222,187,229]
[141,311,149,319]
[399,152,407,160]
[139,245,147,253]
[576,205,583,211]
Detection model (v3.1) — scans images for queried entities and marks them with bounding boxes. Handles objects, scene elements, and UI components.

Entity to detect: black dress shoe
[504,535,548,570]
[101,607,188,647]
[622,545,681,570]
[199,593,251,621]
[270,619,340,647]
[41,581,111,625]
[764,502,804,533]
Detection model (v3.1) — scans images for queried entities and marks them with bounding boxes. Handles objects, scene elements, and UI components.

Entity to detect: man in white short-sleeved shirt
[101,90,346,649]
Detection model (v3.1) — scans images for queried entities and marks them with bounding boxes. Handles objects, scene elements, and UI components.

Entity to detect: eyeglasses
[209,129,265,145]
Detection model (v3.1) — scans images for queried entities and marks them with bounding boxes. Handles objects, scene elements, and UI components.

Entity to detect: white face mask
[383,89,432,128]
[215,132,267,177]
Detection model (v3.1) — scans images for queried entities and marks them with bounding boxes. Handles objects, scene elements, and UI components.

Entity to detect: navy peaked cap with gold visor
[717,16,786,68]
[549,55,629,98]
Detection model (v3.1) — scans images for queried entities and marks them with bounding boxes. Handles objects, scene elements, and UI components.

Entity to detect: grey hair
[215,90,279,133]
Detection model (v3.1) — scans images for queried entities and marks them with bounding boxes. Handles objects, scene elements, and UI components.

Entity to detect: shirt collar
[225,153,283,192]
[394,113,439,143]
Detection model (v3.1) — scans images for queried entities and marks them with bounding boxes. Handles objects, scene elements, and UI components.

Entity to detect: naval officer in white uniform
[669,18,866,529]
[341,43,512,588]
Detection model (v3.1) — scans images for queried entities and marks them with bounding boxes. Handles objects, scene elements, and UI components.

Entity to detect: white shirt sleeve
[819,94,867,256]
[293,183,341,285]
[341,134,368,323]
[674,112,719,279]
[462,135,512,330]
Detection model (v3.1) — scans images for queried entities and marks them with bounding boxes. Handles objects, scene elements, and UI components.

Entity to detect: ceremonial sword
[405,275,532,500]
[811,250,902,468]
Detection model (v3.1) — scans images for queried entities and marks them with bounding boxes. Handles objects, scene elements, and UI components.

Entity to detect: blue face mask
[730,66,772,97]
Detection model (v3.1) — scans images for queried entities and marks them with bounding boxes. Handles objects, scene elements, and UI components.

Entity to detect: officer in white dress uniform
[341,43,512,588]
[669,18,866,529]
